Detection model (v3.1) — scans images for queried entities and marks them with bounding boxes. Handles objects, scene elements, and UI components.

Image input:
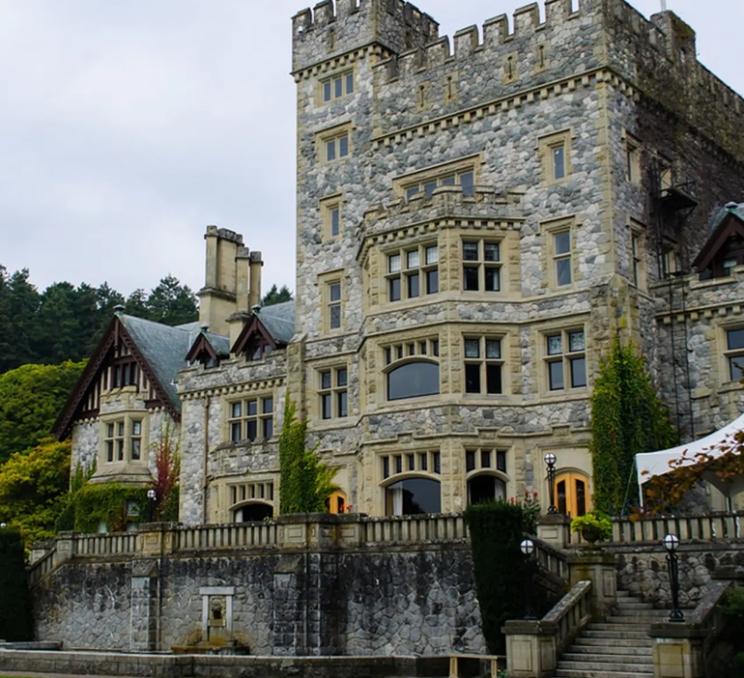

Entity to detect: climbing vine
[73,483,148,533]
[279,397,337,514]
[591,339,677,515]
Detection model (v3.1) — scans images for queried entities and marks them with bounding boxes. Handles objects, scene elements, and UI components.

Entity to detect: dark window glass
[247,400,257,416]
[330,305,341,329]
[339,134,349,157]
[460,171,475,196]
[465,450,476,472]
[382,456,390,479]
[389,276,401,302]
[440,174,455,186]
[335,77,343,98]
[555,231,571,255]
[337,391,348,417]
[547,334,562,355]
[407,454,415,471]
[433,452,441,474]
[485,267,500,292]
[330,208,340,236]
[337,368,348,386]
[326,140,336,161]
[246,420,257,441]
[481,450,491,468]
[385,478,441,516]
[388,362,440,400]
[484,243,499,261]
[468,475,506,505]
[463,241,479,261]
[553,146,566,179]
[321,371,332,389]
[465,364,481,393]
[406,186,419,200]
[237,504,273,523]
[424,180,437,197]
[464,266,479,291]
[486,364,502,394]
[407,272,420,298]
[131,438,141,461]
[548,360,564,390]
[576,479,587,517]
[263,418,273,439]
[419,453,428,471]
[496,450,507,472]
[729,356,744,381]
[557,258,572,286]
[263,397,273,414]
[728,329,744,350]
[106,440,114,462]
[321,394,332,420]
[569,330,585,352]
[465,339,480,359]
[426,269,438,294]
[395,455,402,474]
[329,283,341,302]
[557,480,567,515]
[346,73,354,94]
[570,357,586,388]
[231,422,242,442]
[323,81,332,101]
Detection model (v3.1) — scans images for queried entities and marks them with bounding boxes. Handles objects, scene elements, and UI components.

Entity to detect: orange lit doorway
[555,472,590,517]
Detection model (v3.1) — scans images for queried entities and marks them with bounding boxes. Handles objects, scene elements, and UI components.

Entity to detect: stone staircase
[553,589,664,678]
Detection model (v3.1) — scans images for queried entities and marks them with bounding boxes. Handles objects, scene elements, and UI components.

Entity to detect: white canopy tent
[635,412,744,506]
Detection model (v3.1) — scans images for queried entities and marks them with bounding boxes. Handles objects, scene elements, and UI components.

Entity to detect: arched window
[554,471,590,517]
[387,361,439,401]
[325,490,347,514]
[467,474,506,506]
[234,503,273,523]
[384,477,441,516]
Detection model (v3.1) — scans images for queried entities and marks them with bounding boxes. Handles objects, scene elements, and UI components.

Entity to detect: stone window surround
[543,327,587,393]
[318,66,355,105]
[503,51,518,84]
[376,333,440,406]
[538,129,573,184]
[320,194,343,240]
[228,480,275,511]
[317,364,349,421]
[316,122,353,164]
[623,131,642,185]
[721,323,744,385]
[461,237,503,293]
[319,270,345,334]
[534,319,589,398]
[99,411,148,467]
[463,334,505,396]
[380,449,441,483]
[384,241,439,303]
[392,153,483,201]
[629,220,647,290]
[464,447,510,505]
[541,217,578,291]
[226,394,275,444]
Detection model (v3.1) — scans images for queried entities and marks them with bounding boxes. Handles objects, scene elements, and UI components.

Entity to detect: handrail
[532,536,569,581]
[360,513,468,544]
[541,580,592,655]
[27,546,57,587]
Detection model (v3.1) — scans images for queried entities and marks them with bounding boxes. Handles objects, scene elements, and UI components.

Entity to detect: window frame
[385,242,439,303]
[320,195,343,240]
[463,335,505,395]
[543,328,587,393]
[316,124,352,164]
[227,395,275,444]
[539,130,572,184]
[625,133,641,185]
[101,414,147,465]
[382,337,440,402]
[724,327,744,384]
[393,155,481,201]
[462,238,502,293]
[318,365,349,420]
[319,69,354,103]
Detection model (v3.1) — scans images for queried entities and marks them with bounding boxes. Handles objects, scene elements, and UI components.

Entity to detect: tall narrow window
[545,329,586,391]
[552,144,566,180]
[540,131,572,183]
[319,367,349,420]
[321,198,342,239]
[327,281,342,330]
[462,239,501,292]
[130,420,142,461]
[320,70,353,102]
[553,230,572,286]
[464,336,504,395]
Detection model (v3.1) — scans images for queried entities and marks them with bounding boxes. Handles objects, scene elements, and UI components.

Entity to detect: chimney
[248,251,264,309]
[197,226,243,337]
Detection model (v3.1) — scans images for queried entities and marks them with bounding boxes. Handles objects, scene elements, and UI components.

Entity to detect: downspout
[202,396,210,524]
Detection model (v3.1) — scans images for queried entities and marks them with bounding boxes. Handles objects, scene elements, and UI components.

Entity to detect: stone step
[561,652,653,665]
[615,600,655,609]
[584,624,653,634]
[607,612,667,622]
[557,659,654,672]
[571,640,653,652]
[555,669,654,678]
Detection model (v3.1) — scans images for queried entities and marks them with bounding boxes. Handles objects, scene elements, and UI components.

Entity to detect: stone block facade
[174,0,744,525]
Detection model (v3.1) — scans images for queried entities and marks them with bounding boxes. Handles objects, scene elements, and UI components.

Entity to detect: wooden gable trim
[231,315,279,355]
[693,215,744,271]
[53,316,118,440]
[53,316,180,440]
[186,334,220,365]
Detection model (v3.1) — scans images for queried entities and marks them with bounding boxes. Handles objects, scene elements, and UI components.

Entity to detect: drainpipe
[202,396,210,524]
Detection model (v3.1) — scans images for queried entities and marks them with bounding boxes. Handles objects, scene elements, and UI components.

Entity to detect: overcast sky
[2,0,743,297]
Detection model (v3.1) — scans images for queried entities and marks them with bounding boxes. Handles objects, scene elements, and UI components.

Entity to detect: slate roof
[117,313,194,411]
[255,301,295,344]
[708,202,744,232]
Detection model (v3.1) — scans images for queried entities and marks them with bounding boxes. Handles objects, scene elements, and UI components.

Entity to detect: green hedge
[0,527,33,641]
[464,501,531,655]
[73,484,148,533]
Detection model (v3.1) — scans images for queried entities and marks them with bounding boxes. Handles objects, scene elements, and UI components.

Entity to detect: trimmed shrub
[464,501,530,654]
[0,527,33,641]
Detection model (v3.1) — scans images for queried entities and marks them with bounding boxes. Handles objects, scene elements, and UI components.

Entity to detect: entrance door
[555,472,590,517]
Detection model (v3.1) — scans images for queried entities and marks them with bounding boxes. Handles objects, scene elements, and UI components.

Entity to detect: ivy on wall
[464,501,532,655]
[0,527,33,641]
[279,397,336,514]
[591,339,676,514]
[73,484,148,533]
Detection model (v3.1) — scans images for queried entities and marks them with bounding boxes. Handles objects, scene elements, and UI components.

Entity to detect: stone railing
[533,538,569,582]
[27,513,472,581]
[504,580,592,678]
[539,511,744,549]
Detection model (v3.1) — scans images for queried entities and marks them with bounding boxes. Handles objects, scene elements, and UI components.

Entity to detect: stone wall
[31,518,485,657]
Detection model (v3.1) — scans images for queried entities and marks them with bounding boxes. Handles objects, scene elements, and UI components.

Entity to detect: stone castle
[55,0,744,525]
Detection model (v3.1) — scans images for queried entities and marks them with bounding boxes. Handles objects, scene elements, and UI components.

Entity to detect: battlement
[292,0,438,73]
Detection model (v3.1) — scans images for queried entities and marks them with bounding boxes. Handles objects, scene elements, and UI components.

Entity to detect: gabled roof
[53,313,193,439]
[185,329,231,364]
[231,301,296,355]
[693,202,744,271]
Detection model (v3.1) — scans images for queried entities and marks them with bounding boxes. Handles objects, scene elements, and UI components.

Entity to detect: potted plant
[571,512,612,544]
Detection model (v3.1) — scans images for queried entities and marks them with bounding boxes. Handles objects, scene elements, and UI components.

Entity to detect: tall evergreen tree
[146,275,198,325]
[125,288,149,318]
[262,284,293,307]
[591,339,677,514]
[1,268,39,371]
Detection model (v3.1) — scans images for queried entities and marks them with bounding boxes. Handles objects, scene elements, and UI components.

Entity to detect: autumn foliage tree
[591,339,677,514]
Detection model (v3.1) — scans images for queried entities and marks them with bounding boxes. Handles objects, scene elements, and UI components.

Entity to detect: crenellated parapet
[292,0,439,74]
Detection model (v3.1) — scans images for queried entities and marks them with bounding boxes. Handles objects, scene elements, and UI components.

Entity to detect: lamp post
[544,453,557,514]
[146,489,157,523]
[520,538,536,619]
[663,534,684,622]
